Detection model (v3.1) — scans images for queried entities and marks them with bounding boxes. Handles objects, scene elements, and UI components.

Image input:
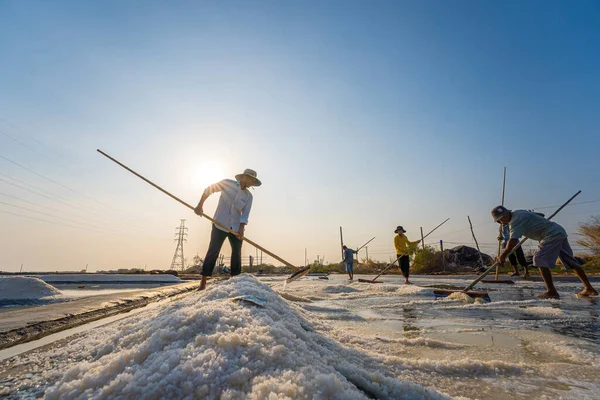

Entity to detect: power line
[0,190,104,224]
[0,171,75,201]
[0,173,165,238]
[0,192,136,235]
[0,152,144,219]
[427,220,492,240]
[0,116,66,160]
[0,117,176,224]
[0,117,173,234]
[0,190,167,240]
[0,209,123,235]
[532,199,600,211]
[0,200,125,235]
[0,176,131,230]
[0,153,114,207]
[0,175,97,214]
[0,127,49,160]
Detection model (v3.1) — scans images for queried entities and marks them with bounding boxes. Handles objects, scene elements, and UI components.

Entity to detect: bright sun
[192,160,226,189]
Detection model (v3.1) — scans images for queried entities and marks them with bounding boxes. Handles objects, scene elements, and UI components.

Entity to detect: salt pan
[10,275,450,400]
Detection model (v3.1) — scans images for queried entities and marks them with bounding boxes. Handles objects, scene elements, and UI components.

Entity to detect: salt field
[0,275,182,309]
[0,274,598,399]
[275,274,600,399]
[3,1,600,398]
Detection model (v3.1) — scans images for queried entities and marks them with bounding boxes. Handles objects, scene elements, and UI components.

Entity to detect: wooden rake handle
[97,149,301,271]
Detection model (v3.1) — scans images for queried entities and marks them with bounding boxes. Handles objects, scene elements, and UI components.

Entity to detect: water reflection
[402,307,419,334]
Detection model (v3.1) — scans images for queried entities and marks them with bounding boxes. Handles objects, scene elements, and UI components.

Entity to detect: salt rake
[433,190,581,301]
[97,149,311,284]
[468,214,515,285]
[358,218,449,284]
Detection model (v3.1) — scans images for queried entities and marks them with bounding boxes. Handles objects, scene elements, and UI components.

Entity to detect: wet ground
[0,274,598,399]
[265,274,600,399]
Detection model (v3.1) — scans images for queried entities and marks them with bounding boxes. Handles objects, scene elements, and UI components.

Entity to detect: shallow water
[268,274,600,399]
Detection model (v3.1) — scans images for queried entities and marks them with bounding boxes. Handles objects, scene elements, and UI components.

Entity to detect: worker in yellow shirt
[394,226,421,284]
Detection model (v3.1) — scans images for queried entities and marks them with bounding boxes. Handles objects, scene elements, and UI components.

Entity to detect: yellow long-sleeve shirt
[394,234,420,255]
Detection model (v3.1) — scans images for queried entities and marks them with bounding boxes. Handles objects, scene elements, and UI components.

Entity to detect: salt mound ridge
[37,275,448,400]
[0,276,62,300]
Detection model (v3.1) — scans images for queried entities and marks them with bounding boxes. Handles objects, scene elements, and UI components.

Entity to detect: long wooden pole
[468,216,485,270]
[440,240,445,272]
[356,237,375,252]
[340,226,344,261]
[463,190,581,292]
[97,149,302,271]
[495,167,507,280]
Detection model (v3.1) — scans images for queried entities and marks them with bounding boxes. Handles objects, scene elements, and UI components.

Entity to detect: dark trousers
[508,246,528,268]
[202,225,242,276]
[397,255,410,278]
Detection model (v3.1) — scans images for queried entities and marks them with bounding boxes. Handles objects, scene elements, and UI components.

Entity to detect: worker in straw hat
[492,205,597,299]
[394,226,421,284]
[194,169,262,290]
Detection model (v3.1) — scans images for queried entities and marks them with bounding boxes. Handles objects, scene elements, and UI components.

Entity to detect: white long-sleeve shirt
[204,179,253,233]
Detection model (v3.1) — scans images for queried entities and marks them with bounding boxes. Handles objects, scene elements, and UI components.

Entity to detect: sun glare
[193,160,226,189]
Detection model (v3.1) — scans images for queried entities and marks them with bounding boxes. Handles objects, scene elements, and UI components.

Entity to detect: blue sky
[1,0,599,271]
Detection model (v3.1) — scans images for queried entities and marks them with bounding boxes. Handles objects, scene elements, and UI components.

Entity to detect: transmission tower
[170,219,188,271]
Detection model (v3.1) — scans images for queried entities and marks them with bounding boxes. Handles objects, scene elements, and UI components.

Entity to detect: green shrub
[411,245,444,274]
[582,257,600,274]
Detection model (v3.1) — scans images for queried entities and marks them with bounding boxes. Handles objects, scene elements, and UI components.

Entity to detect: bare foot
[511,272,520,277]
[577,288,599,297]
[404,280,412,285]
[537,291,560,299]
[197,276,207,291]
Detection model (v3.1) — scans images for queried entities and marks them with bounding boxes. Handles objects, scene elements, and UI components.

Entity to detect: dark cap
[491,205,511,222]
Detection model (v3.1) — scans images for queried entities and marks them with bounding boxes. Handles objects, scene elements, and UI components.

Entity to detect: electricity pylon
[170,219,188,271]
